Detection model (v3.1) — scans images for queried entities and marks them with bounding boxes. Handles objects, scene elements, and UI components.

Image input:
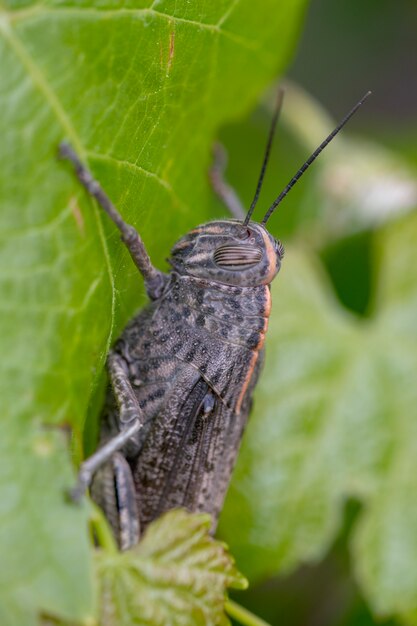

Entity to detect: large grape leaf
[219,211,417,624]
[0,1,308,624]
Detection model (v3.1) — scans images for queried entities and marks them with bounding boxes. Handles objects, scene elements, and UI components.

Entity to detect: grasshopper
[61,90,370,550]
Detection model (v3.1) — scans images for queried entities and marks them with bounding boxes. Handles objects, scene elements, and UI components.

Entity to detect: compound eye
[214,244,263,269]
[275,239,285,259]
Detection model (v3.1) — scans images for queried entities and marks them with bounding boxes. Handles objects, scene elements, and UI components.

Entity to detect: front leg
[59,143,167,300]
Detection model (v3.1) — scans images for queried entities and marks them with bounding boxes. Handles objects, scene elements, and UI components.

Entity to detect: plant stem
[90,503,118,554]
[225,599,272,626]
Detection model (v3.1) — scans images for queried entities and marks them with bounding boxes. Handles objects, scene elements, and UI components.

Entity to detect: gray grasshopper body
[62,91,369,550]
[93,220,282,542]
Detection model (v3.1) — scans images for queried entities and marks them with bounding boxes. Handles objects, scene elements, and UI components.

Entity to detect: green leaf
[219,210,417,623]
[95,509,247,626]
[0,1,307,624]
[0,424,94,626]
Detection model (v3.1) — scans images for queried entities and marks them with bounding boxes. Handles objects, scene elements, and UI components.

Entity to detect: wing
[131,368,251,531]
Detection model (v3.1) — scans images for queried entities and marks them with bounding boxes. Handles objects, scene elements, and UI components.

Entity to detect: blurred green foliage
[217,2,417,625]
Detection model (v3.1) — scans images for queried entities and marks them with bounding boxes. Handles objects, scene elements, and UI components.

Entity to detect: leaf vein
[0,17,116,369]
[5,5,261,54]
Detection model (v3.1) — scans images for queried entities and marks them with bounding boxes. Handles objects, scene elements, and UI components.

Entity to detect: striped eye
[213,245,263,269]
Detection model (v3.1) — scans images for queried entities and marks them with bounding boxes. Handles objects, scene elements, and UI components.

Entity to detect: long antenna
[261,90,372,225]
[243,88,285,227]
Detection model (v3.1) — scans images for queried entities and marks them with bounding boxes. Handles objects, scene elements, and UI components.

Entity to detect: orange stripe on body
[236,351,258,414]
[235,285,272,413]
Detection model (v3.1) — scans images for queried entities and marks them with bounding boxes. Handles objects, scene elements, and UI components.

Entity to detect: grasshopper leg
[59,142,167,300]
[209,142,245,220]
[91,452,140,549]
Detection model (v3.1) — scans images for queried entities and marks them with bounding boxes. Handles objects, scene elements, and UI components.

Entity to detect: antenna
[242,88,284,227]
[261,90,372,225]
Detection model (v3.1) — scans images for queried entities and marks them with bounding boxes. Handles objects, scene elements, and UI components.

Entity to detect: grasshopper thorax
[169,219,284,287]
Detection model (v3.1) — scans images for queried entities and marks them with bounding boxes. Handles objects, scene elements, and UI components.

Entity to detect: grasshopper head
[169,219,283,287]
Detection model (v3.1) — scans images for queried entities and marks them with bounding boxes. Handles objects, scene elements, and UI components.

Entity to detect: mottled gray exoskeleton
[61,90,370,550]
